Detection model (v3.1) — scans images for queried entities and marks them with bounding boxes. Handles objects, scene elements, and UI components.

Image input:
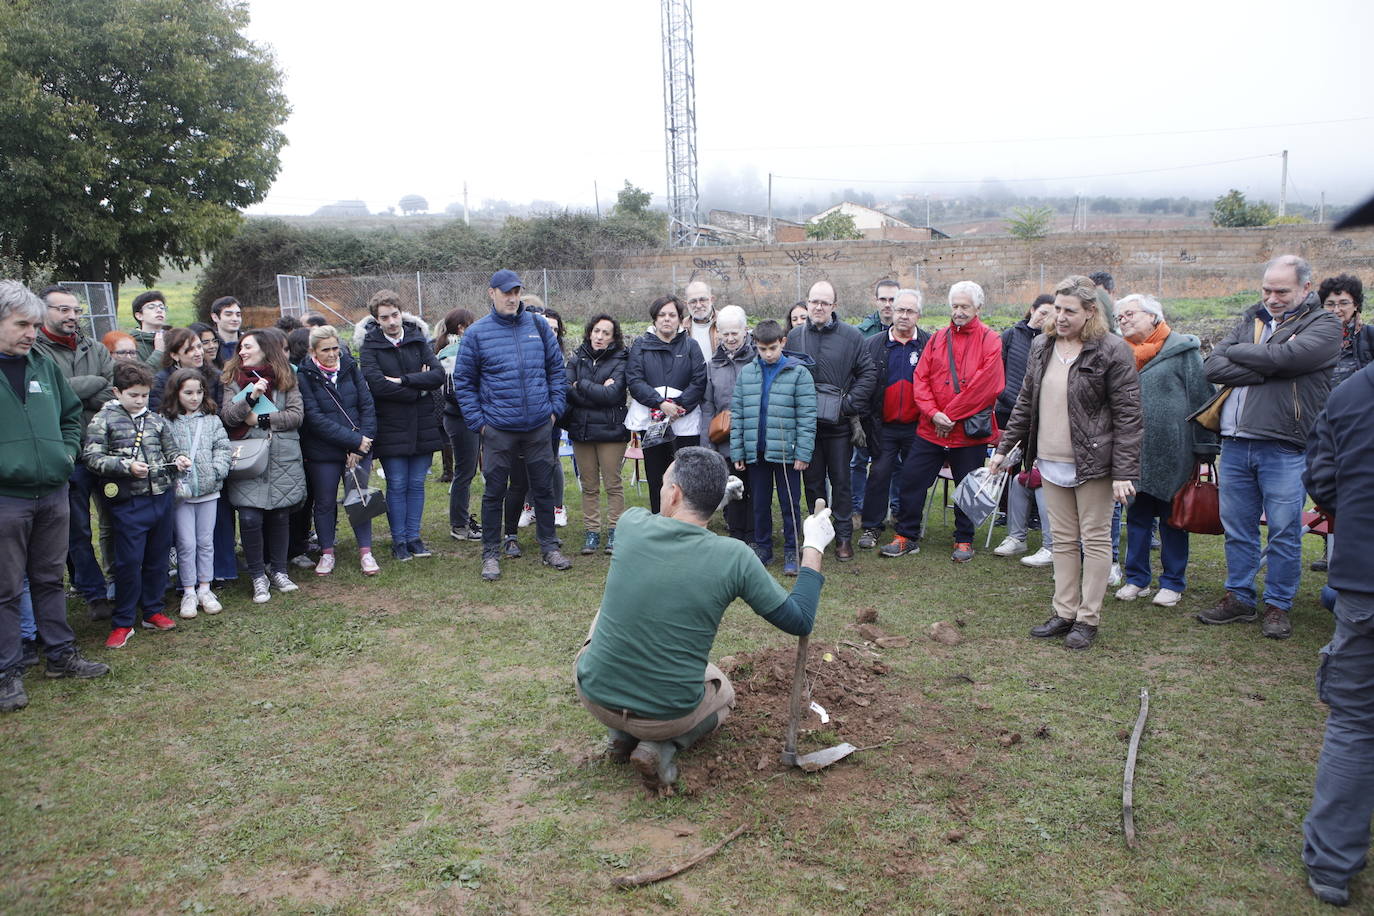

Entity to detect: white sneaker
[518,504,535,527]
[197,586,222,615]
[554,506,568,527]
[179,591,199,619]
[1152,588,1183,607]
[1108,563,1123,587]
[269,571,299,593]
[1021,547,1054,567]
[252,576,271,604]
[993,536,1027,557]
[1115,583,1154,601]
[315,552,336,576]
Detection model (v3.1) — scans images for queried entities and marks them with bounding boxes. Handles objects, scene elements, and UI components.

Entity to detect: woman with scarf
[1321,274,1374,390]
[1111,294,1218,608]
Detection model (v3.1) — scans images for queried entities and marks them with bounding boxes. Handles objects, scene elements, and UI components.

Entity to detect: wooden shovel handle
[784,634,808,758]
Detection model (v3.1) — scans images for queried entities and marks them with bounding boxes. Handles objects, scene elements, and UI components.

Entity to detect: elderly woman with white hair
[1112,294,1218,607]
[701,305,754,542]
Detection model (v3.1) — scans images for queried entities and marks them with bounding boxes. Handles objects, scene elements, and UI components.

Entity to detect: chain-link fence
[57,281,119,343]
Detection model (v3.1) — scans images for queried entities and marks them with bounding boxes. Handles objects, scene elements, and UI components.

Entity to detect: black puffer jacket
[997,319,1040,426]
[626,330,707,412]
[563,342,629,443]
[356,314,446,458]
[785,315,877,436]
[297,353,378,463]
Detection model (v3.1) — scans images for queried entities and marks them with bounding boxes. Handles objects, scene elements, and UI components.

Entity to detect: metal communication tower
[661,0,700,247]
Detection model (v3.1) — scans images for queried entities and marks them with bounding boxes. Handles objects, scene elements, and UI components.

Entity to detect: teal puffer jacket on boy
[729,352,817,465]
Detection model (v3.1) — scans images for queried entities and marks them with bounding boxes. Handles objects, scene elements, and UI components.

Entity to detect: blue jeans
[1218,437,1306,610]
[1303,590,1374,889]
[1124,492,1189,592]
[380,453,432,544]
[1006,474,1052,549]
[108,489,176,628]
[19,579,34,641]
[308,459,374,550]
[749,460,802,556]
[850,445,871,515]
[1111,502,1123,563]
[66,464,106,601]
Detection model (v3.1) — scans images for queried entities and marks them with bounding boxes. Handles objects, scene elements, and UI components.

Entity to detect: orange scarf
[1130,320,1170,370]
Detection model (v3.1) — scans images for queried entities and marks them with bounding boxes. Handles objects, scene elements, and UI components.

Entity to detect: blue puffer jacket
[729,352,817,465]
[297,352,378,463]
[454,305,567,433]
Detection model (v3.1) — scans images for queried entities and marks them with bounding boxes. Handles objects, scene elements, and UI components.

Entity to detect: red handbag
[1169,463,1223,535]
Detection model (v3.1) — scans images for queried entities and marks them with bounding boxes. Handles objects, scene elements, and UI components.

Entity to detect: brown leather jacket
[996,332,1142,483]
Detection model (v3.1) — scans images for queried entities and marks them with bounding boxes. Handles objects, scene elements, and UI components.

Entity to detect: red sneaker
[141,612,177,631]
[105,627,135,648]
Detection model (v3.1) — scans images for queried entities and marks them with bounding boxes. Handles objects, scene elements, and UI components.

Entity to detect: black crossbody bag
[946,330,994,440]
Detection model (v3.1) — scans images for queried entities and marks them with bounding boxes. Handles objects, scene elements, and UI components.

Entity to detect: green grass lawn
[116,279,201,330]
[0,460,1347,914]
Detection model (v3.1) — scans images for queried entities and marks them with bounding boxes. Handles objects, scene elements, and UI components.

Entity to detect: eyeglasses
[47,305,84,316]
[114,349,138,357]
[1115,309,1140,322]
[893,307,919,316]
[807,299,834,307]
[686,297,712,306]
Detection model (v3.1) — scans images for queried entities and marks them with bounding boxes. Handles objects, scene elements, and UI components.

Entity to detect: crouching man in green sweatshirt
[573,446,833,794]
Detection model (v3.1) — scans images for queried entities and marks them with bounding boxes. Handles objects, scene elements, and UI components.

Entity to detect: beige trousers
[572,441,627,533]
[1042,476,1115,626]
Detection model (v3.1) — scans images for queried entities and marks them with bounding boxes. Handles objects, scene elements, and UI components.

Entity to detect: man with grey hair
[881,280,1003,562]
[683,279,718,363]
[857,288,930,548]
[701,304,754,542]
[1198,254,1341,639]
[0,281,109,712]
[573,447,834,795]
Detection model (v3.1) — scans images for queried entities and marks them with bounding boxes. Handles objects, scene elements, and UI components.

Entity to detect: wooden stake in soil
[1123,687,1150,849]
[611,824,748,888]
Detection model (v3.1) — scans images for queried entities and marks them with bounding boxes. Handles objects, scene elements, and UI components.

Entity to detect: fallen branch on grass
[1123,687,1150,849]
[611,823,748,888]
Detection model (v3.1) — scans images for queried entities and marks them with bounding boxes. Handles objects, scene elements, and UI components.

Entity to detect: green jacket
[856,311,889,338]
[0,351,83,499]
[129,327,165,370]
[730,353,817,465]
[1136,331,1220,501]
[82,400,185,497]
[32,331,115,424]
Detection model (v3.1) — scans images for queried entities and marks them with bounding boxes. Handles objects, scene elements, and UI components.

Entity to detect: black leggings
[237,506,290,579]
[642,435,699,514]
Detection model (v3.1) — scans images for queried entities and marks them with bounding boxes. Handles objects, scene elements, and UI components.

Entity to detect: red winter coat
[913,316,1004,448]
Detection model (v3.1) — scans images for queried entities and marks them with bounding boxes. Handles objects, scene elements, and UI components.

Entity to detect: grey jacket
[1135,332,1219,501]
[32,332,114,424]
[702,336,756,458]
[1203,294,1341,448]
[221,382,306,510]
[169,412,232,500]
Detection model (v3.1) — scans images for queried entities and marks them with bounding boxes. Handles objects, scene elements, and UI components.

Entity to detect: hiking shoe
[450,523,481,540]
[105,626,135,648]
[252,576,271,604]
[1064,622,1098,650]
[1108,563,1123,587]
[289,553,314,569]
[518,504,535,527]
[315,552,336,576]
[269,571,299,593]
[142,612,177,631]
[1030,615,1074,638]
[752,545,774,566]
[20,639,39,670]
[45,648,109,679]
[581,531,601,555]
[542,549,573,571]
[407,539,433,559]
[0,670,28,712]
[503,536,522,559]
[604,527,615,554]
[951,542,975,563]
[481,556,501,581]
[391,542,412,562]
[782,551,799,576]
[1261,604,1293,640]
[858,528,879,549]
[880,536,918,558]
[1307,874,1350,907]
[994,536,1027,557]
[554,506,568,527]
[1151,588,1182,608]
[1115,583,1154,601]
[360,552,380,576]
[1021,547,1053,567]
[179,591,199,619]
[197,587,223,614]
[1197,592,1257,625]
[835,538,853,561]
[629,740,679,794]
[87,597,114,621]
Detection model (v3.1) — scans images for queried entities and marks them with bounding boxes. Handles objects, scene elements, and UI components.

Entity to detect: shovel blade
[795,742,859,771]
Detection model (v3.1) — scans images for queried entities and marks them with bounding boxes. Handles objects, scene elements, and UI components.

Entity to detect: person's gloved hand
[850,416,866,449]
[802,497,835,554]
[716,475,745,511]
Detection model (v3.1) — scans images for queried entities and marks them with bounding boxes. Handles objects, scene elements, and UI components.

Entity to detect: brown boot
[1261,604,1292,639]
[1197,591,1257,625]
[835,538,854,561]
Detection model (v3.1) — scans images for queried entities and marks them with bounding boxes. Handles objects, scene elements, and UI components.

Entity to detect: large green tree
[0,0,289,288]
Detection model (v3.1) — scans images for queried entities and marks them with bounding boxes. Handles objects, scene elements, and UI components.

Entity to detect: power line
[773,153,1283,187]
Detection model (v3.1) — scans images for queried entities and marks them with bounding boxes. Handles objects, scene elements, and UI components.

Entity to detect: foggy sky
[244,0,1374,217]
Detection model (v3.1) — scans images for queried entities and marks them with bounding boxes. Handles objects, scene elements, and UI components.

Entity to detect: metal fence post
[1157,258,1164,298]
[542,268,549,305]
[796,264,802,300]
[672,264,677,290]
[415,271,424,319]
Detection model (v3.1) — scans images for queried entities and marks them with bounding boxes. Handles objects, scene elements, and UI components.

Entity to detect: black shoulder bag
[947,330,994,440]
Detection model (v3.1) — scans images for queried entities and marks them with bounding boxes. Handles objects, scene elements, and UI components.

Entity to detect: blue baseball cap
[489,269,523,292]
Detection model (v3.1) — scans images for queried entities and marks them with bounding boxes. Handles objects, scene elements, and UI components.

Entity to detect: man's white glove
[802,498,835,554]
[717,475,745,511]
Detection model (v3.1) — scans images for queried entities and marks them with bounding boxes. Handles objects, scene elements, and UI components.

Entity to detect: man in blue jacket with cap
[454,270,571,581]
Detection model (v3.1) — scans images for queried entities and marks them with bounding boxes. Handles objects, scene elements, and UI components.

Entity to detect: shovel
[780,634,858,771]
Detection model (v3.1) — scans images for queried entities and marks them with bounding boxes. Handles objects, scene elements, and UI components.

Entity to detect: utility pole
[463,182,470,226]
[594,180,601,219]
[1279,149,1288,217]
[1319,190,1325,223]
[925,194,930,228]
[767,172,773,244]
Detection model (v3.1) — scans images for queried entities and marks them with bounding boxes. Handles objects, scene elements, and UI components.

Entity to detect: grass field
[0,459,1349,914]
